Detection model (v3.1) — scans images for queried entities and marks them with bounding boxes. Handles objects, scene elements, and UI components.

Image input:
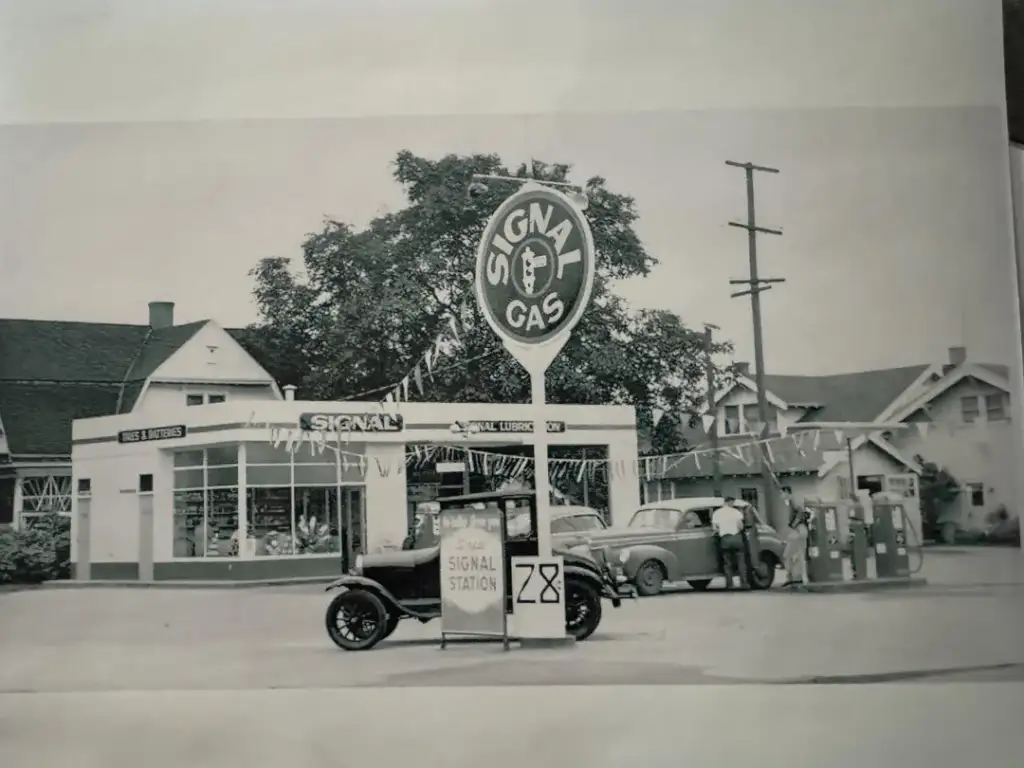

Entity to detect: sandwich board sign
[439,505,508,647]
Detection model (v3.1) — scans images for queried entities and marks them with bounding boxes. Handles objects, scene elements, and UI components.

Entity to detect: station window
[172,441,367,566]
[967,483,985,507]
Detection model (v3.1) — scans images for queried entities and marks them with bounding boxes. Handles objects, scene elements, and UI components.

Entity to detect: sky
[0,0,1016,376]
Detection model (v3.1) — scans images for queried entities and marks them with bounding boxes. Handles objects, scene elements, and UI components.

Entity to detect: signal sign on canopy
[475,184,595,348]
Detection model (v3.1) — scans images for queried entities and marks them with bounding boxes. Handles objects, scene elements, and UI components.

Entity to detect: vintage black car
[324,489,629,651]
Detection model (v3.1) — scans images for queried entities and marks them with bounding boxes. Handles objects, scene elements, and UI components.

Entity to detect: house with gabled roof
[0,301,282,528]
[645,346,1015,535]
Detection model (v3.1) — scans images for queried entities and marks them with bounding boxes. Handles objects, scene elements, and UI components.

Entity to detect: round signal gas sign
[475,185,595,347]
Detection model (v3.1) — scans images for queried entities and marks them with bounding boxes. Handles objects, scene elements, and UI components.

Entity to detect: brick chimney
[734,362,751,377]
[148,301,175,329]
[948,346,967,367]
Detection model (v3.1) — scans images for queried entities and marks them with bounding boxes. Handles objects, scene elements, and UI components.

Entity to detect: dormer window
[187,392,227,406]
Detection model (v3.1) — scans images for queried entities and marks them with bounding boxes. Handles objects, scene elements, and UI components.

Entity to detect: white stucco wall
[71,399,641,572]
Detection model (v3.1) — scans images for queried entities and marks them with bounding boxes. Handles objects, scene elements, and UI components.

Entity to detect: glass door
[341,487,365,570]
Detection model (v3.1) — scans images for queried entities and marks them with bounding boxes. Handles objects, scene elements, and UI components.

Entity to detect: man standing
[781,488,809,587]
[712,496,748,590]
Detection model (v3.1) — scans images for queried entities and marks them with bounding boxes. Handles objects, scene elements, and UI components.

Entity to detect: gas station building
[69,398,640,581]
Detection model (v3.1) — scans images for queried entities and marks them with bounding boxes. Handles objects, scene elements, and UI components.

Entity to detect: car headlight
[618,549,629,564]
[351,555,363,576]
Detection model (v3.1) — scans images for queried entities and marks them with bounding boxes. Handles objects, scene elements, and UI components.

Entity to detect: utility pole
[703,323,723,496]
[726,160,784,531]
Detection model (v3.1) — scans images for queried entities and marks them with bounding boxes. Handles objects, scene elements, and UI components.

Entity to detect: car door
[678,507,723,577]
[641,507,711,580]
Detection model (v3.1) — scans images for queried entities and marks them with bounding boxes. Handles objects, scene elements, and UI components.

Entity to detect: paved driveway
[1,547,1021,690]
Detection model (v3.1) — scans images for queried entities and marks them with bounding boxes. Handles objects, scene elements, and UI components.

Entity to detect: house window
[740,487,759,506]
[960,396,980,423]
[724,405,740,435]
[744,405,761,434]
[967,483,985,507]
[985,393,1006,421]
[187,393,227,406]
[856,475,884,495]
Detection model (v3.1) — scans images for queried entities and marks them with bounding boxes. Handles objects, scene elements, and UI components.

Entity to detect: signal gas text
[485,201,582,333]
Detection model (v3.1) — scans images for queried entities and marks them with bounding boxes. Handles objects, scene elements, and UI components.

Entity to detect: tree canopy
[236,151,733,455]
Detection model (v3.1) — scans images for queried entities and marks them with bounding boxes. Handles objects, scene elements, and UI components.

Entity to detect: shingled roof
[0,318,206,456]
[761,365,928,423]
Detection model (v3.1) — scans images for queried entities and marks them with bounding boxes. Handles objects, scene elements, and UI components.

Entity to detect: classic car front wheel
[564,578,602,641]
[748,553,778,590]
[325,589,390,651]
[634,560,666,596]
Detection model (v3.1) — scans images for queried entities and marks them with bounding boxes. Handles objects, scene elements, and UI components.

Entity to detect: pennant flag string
[243,411,854,481]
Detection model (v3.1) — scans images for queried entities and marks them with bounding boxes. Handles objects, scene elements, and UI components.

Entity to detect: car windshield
[628,507,685,529]
[569,514,606,531]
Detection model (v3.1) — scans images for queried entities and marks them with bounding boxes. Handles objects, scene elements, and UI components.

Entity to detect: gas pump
[805,502,845,583]
[871,501,911,578]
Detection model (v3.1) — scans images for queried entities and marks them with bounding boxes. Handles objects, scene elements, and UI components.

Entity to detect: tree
[913,454,960,542]
[237,151,733,455]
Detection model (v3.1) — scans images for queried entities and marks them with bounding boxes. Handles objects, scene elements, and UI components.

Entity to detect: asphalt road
[0,546,1021,691]
[0,547,1022,767]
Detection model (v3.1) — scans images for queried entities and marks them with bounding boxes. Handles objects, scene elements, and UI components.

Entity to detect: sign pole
[531,371,553,557]
[474,178,595,641]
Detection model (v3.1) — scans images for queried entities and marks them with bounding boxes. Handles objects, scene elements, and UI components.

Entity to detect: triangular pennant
[652,408,666,427]
[424,347,434,376]
[413,364,424,395]
[765,442,774,464]
[702,414,716,433]
[694,453,701,471]
[776,409,794,437]
[447,315,460,344]
[915,422,929,438]
[834,429,844,445]
[400,376,410,402]
[812,431,821,451]
[375,457,391,477]
[384,392,396,405]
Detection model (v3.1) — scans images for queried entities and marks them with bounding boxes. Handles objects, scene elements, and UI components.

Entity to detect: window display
[295,487,339,554]
[171,445,239,559]
[172,489,240,558]
[248,487,293,556]
[170,442,366,559]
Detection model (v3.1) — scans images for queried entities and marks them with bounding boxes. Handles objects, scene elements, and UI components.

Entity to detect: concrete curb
[795,577,928,594]
[34,576,338,590]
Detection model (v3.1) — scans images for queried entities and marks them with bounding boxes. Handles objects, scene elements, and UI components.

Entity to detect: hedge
[0,512,71,584]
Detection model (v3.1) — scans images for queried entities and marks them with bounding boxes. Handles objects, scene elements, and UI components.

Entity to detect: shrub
[0,513,71,584]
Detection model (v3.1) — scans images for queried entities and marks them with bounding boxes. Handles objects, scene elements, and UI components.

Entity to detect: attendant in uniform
[712,497,748,590]
[781,488,809,587]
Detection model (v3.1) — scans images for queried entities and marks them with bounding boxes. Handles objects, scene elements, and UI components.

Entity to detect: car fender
[324,576,430,620]
[757,535,786,562]
[563,563,623,607]
[563,563,605,590]
[620,545,679,581]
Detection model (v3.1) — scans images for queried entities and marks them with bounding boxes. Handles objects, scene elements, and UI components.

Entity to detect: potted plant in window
[296,515,331,554]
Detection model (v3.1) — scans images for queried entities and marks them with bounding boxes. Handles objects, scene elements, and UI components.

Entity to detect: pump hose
[900,506,926,575]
